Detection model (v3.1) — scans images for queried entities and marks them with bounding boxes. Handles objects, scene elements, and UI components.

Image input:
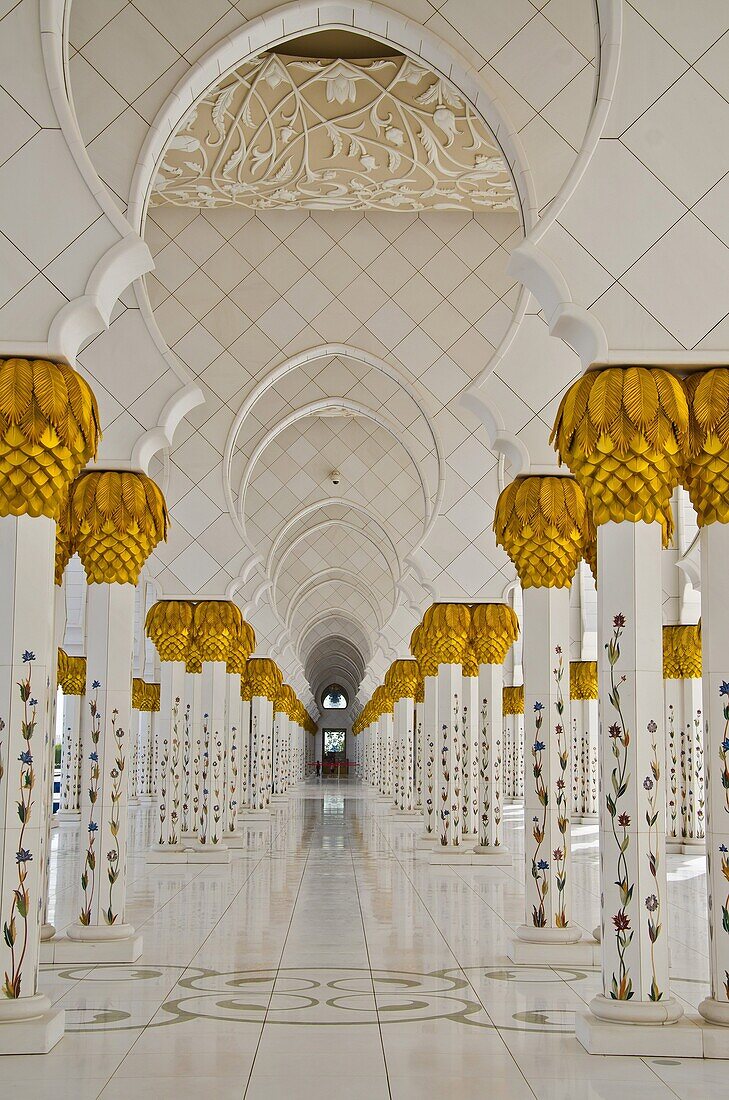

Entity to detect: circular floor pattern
[59,963,579,1034]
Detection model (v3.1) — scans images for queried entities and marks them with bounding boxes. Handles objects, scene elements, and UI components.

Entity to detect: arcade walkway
[10,786,715,1099]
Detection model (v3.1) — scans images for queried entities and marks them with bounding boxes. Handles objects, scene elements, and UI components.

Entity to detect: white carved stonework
[151,53,516,212]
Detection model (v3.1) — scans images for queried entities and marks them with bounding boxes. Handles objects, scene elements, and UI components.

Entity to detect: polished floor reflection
[7,783,719,1098]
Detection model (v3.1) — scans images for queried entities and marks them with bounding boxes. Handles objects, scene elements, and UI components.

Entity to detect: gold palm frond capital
[0,358,100,519]
[493,474,588,588]
[551,366,687,543]
[71,470,168,584]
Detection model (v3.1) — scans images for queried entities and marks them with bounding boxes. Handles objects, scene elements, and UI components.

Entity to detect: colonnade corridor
[6,785,710,1099]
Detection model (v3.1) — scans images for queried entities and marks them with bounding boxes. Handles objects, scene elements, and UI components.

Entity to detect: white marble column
[380,710,393,801]
[225,672,243,837]
[579,521,683,1044]
[473,662,510,864]
[391,699,402,810]
[185,670,202,839]
[65,582,141,960]
[699,522,729,1036]
[663,628,704,854]
[418,674,437,847]
[569,663,599,823]
[57,692,82,820]
[0,515,64,1051]
[180,693,192,834]
[514,586,585,961]
[502,687,524,801]
[239,696,251,810]
[195,659,229,858]
[272,707,288,800]
[128,705,142,806]
[461,669,479,842]
[137,710,153,802]
[430,662,469,864]
[392,696,418,814]
[415,693,424,809]
[247,694,273,816]
[148,659,185,861]
[376,717,387,796]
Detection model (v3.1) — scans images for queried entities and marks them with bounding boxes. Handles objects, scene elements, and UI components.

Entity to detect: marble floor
[7,781,720,1098]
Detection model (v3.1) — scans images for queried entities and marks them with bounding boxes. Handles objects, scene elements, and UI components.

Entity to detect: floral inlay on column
[604,614,635,1001]
[2,652,34,998]
[79,680,102,927]
[643,727,663,1001]
[478,698,497,848]
[720,681,729,815]
[530,700,548,927]
[169,697,181,846]
[105,710,125,925]
[451,694,461,844]
[182,702,191,832]
[439,720,449,846]
[228,725,238,834]
[695,711,705,840]
[425,725,434,833]
[157,729,169,845]
[199,715,209,843]
[553,649,569,929]
[211,727,223,844]
[251,714,259,808]
[460,701,470,836]
[667,704,678,840]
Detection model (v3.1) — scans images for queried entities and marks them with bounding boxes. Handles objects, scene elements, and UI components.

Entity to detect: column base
[242,808,271,819]
[415,833,437,850]
[575,814,598,824]
[470,845,512,866]
[224,833,259,849]
[666,839,684,854]
[510,925,598,965]
[54,810,81,826]
[681,839,706,855]
[428,846,475,865]
[146,847,188,864]
[185,846,231,864]
[575,1001,702,1058]
[390,808,422,818]
[128,796,140,806]
[46,927,143,963]
[270,794,288,803]
[699,997,729,1027]
[0,996,64,1055]
[139,794,156,803]
[40,922,56,942]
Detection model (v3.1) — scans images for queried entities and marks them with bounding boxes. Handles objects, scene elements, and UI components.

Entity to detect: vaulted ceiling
[63,1,602,710]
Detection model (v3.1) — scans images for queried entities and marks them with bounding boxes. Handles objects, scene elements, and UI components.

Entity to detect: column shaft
[198,661,227,847]
[435,662,463,850]
[699,523,729,1026]
[70,582,137,942]
[0,516,58,1026]
[59,693,82,814]
[475,663,507,855]
[461,674,479,839]
[592,521,678,1019]
[154,660,185,851]
[518,585,579,944]
[393,697,416,812]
